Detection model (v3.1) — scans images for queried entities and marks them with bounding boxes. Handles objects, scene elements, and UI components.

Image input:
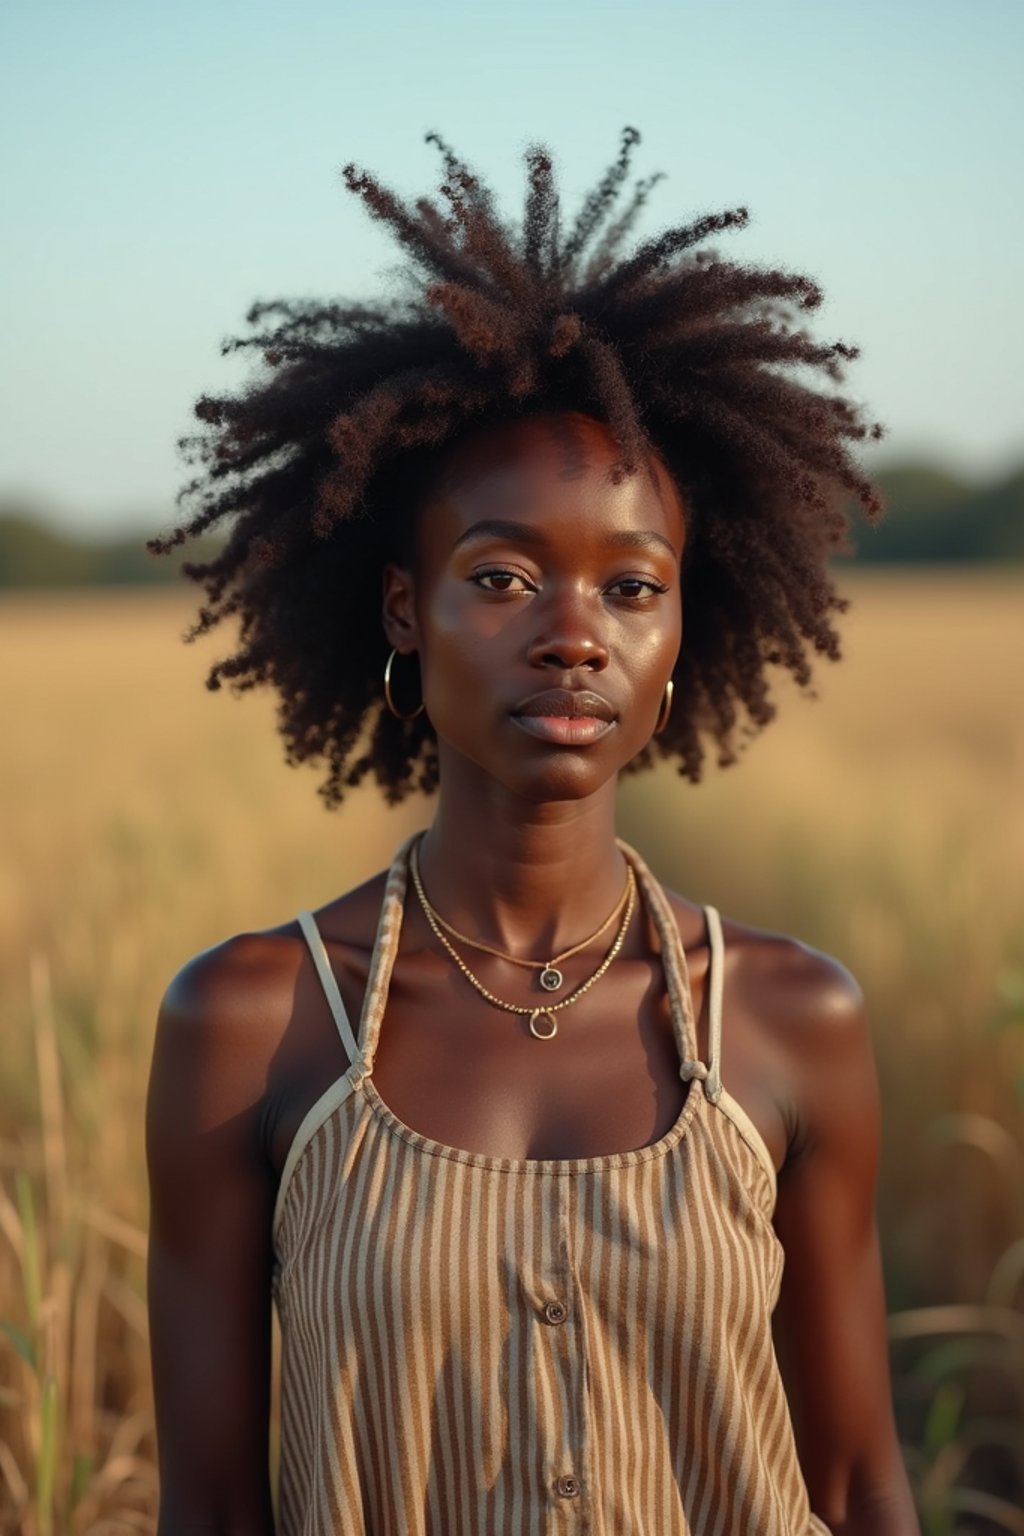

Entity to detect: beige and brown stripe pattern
[271,832,834,1535]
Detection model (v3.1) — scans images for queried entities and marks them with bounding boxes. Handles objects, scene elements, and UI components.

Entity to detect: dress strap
[667,904,724,1102]
[615,837,701,1075]
[295,909,361,1067]
[702,904,725,1103]
[355,828,422,1076]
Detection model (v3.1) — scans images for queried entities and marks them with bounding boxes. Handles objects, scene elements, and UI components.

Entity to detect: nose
[525,587,610,672]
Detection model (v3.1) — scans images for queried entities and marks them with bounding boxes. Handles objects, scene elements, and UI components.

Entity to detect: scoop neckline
[356,1065,706,1175]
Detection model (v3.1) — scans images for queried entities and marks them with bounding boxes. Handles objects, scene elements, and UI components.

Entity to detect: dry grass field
[1,569,1022,1533]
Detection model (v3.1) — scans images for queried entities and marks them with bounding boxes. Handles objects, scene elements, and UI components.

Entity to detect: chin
[516,770,611,804]
[434,720,643,801]
[492,746,628,804]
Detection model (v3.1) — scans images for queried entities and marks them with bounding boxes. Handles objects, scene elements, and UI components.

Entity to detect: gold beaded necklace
[416,856,633,994]
[409,833,637,1040]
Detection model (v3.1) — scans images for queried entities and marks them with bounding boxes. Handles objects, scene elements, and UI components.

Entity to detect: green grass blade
[14,1171,42,1335]
[36,1372,58,1536]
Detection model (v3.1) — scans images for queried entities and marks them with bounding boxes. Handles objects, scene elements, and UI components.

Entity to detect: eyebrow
[451,518,680,562]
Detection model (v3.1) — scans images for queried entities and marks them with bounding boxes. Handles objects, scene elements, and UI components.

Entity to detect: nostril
[540,655,605,672]
[530,636,610,670]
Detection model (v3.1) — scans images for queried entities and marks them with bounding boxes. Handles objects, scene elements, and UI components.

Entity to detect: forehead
[423,411,686,550]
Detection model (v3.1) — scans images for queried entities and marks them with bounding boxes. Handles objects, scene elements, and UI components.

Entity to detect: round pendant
[539,966,563,992]
[529,1009,559,1041]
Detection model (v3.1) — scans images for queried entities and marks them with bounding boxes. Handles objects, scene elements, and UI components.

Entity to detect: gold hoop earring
[654,678,674,735]
[383,647,425,720]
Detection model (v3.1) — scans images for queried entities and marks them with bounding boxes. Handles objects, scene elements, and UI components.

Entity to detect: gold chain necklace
[415,855,633,994]
[409,834,637,1040]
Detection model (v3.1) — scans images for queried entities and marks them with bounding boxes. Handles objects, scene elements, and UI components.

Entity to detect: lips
[509,687,619,748]
[511,688,617,722]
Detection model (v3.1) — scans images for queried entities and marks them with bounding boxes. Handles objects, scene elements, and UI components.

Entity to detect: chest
[378,950,697,1160]
[271,949,696,1176]
[268,909,789,1181]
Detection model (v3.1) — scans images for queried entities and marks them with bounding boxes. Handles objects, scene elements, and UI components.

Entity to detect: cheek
[415,584,521,733]
[617,601,683,688]
[420,581,521,669]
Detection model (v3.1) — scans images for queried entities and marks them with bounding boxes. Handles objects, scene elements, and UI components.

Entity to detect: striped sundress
[271,829,834,1534]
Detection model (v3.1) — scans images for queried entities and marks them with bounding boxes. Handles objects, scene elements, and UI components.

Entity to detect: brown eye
[607,576,668,599]
[472,568,534,594]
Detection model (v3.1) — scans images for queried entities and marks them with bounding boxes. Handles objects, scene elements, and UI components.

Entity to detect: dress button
[555,1475,581,1498]
[543,1299,568,1324]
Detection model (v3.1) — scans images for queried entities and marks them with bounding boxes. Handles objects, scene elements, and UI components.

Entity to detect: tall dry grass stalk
[0,949,156,1533]
[1,570,1021,1529]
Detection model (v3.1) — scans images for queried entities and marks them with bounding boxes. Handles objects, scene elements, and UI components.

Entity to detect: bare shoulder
[663,887,866,1039]
[661,888,872,1165]
[147,934,298,1173]
[161,867,390,1016]
[156,926,301,1074]
[726,916,874,1131]
[725,913,867,1046]
[153,867,391,1088]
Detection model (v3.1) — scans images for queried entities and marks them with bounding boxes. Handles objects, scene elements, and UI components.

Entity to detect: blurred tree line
[0,459,1022,587]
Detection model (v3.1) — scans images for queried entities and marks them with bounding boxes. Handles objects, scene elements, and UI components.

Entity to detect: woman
[145,129,919,1534]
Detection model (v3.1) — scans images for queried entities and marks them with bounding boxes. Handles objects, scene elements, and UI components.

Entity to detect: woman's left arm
[769,953,921,1536]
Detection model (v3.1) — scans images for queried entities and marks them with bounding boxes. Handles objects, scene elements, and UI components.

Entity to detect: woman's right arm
[145,938,282,1536]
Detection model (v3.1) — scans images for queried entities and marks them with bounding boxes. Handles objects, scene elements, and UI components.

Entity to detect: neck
[414,759,630,960]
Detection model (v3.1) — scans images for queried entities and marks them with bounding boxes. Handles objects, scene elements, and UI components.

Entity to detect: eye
[606,576,670,599]
[471,566,535,594]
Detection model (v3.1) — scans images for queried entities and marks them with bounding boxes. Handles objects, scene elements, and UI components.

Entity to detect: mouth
[509,687,618,747]
[510,714,617,746]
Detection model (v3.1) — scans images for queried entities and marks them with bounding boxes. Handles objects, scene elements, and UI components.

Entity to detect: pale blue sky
[2,0,1021,535]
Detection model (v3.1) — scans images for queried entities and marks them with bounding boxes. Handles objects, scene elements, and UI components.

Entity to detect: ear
[381,561,420,653]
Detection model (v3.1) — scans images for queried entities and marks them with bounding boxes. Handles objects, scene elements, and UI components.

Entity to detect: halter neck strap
[353,828,421,1077]
[613,836,705,1082]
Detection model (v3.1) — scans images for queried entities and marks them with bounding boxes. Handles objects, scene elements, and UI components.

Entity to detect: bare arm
[145,938,281,1536]
[770,952,920,1536]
